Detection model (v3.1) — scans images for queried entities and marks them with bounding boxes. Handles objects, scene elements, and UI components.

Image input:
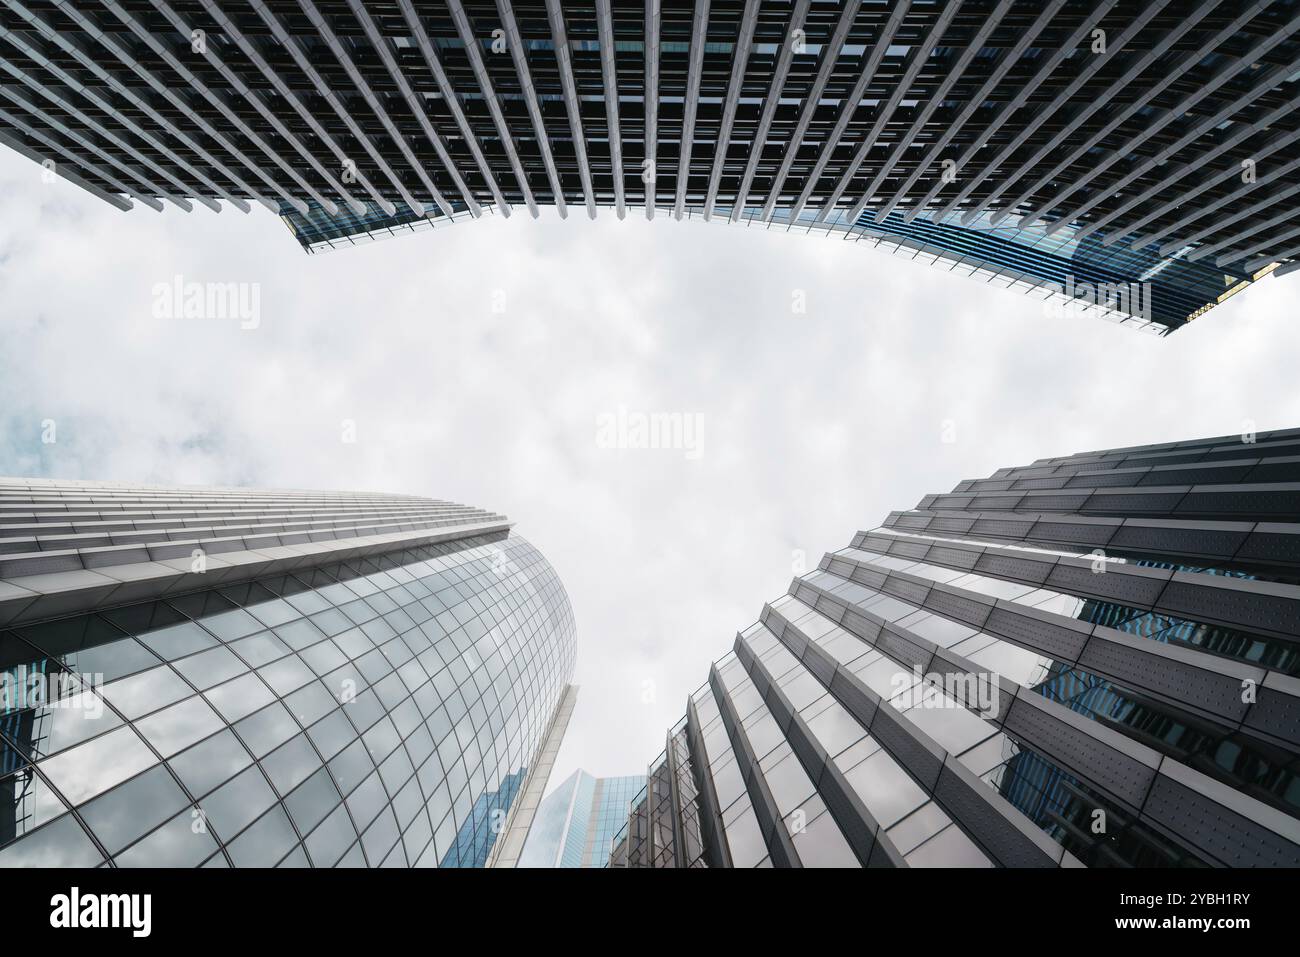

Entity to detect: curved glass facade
[0,531,575,868]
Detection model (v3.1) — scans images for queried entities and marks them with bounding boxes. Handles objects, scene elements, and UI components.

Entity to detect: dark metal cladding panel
[1001,698,1157,813]
[1141,775,1300,868]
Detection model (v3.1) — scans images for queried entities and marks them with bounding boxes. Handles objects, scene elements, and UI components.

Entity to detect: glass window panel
[901,689,996,755]
[285,589,332,616]
[855,655,916,701]
[328,739,375,796]
[136,621,217,660]
[342,689,384,734]
[309,608,352,637]
[23,690,123,760]
[37,726,156,806]
[234,702,298,758]
[258,655,315,697]
[218,580,278,609]
[378,746,414,794]
[804,700,866,758]
[68,638,164,685]
[709,758,746,812]
[761,751,815,817]
[284,680,338,727]
[360,806,399,863]
[371,673,409,710]
[227,631,292,668]
[284,768,341,835]
[227,805,297,867]
[244,598,300,629]
[966,640,1054,687]
[402,808,432,861]
[167,730,252,799]
[344,770,388,831]
[863,595,918,622]
[306,709,356,761]
[304,802,357,867]
[277,844,310,867]
[204,672,275,723]
[17,616,129,666]
[172,645,246,691]
[200,608,263,642]
[101,665,192,720]
[169,591,237,620]
[957,732,1013,777]
[790,807,858,867]
[904,822,993,867]
[262,734,321,795]
[201,765,276,841]
[389,698,422,738]
[0,813,102,867]
[723,805,767,868]
[390,777,423,831]
[274,618,327,651]
[322,662,368,702]
[903,615,979,648]
[361,717,401,764]
[99,602,186,637]
[300,639,348,676]
[332,628,373,659]
[355,648,393,685]
[842,748,927,828]
[0,767,68,839]
[78,765,188,854]
[134,696,224,757]
[886,800,952,855]
[115,807,218,867]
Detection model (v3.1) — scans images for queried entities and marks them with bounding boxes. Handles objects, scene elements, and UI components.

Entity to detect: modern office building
[0,478,577,867]
[1,1,1298,331]
[517,768,644,866]
[610,426,1300,867]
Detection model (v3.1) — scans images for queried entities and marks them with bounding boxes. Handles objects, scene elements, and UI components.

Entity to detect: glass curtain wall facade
[0,479,576,867]
[611,427,1300,868]
[1,2,1298,330]
[518,768,645,866]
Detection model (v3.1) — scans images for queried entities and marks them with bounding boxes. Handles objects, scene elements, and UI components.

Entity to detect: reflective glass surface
[0,533,575,867]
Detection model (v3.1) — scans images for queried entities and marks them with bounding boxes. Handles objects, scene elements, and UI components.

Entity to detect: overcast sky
[3,149,1299,789]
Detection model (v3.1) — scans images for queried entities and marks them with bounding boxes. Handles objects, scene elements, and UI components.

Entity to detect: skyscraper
[0,478,576,867]
[517,768,645,866]
[1,1,1297,331]
[610,426,1300,867]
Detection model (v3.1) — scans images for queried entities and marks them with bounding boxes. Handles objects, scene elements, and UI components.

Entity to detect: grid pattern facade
[610,427,1300,867]
[0,480,577,867]
[0,2,1298,329]
[517,768,645,865]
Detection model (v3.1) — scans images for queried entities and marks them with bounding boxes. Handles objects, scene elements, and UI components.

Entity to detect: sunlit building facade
[0,479,576,867]
[1,1,1298,330]
[611,427,1300,867]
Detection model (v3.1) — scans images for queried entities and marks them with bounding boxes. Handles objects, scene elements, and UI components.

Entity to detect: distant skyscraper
[610,427,1300,867]
[2,1,1298,331]
[518,769,645,867]
[0,479,576,867]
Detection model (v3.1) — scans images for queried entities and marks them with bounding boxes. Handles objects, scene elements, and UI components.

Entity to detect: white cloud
[3,149,1298,792]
